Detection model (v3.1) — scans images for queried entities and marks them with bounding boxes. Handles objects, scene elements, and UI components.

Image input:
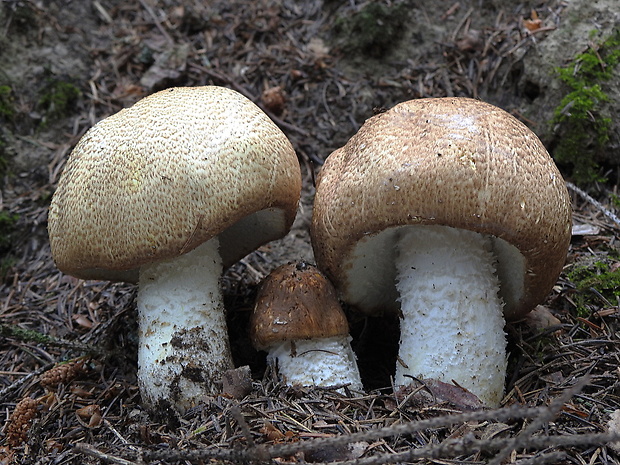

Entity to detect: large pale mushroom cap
[49,86,301,282]
[311,97,572,320]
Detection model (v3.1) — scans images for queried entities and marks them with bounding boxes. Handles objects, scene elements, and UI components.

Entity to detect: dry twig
[567,181,620,230]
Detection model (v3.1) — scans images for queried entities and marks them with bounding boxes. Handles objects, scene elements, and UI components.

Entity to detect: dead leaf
[523,9,542,31]
[525,305,562,331]
[76,404,102,428]
[456,30,482,52]
[307,38,329,58]
[140,43,190,90]
[262,86,286,116]
[221,365,252,399]
[72,314,94,329]
[572,223,601,236]
[261,421,285,442]
[423,378,485,411]
[479,422,513,440]
[304,441,369,462]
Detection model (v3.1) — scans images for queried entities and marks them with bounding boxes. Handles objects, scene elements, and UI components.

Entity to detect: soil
[1,0,620,464]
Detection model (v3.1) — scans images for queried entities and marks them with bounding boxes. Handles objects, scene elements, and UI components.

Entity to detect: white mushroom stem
[394,225,507,407]
[137,237,233,412]
[268,336,363,391]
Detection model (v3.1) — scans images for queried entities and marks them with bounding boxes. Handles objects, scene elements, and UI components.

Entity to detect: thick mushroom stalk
[137,237,233,410]
[395,225,507,406]
[251,262,363,391]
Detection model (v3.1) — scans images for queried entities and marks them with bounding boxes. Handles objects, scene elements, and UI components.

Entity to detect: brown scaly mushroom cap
[250,262,349,351]
[311,97,572,321]
[49,86,301,283]
[250,261,363,390]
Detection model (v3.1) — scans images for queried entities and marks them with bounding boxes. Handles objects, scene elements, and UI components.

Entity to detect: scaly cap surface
[311,97,572,320]
[49,86,301,282]
[250,262,349,350]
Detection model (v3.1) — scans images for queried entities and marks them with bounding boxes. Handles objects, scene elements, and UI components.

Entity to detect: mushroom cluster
[310,97,572,406]
[49,90,572,411]
[48,86,301,412]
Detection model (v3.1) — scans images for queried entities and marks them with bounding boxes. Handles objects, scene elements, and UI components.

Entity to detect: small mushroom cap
[311,97,572,320]
[49,86,301,282]
[250,262,350,351]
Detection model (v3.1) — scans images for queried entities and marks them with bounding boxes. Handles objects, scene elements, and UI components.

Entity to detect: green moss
[0,211,18,277]
[566,259,620,316]
[552,30,620,184]
[0,133,8,176]
[37,79,81,126]
[333,2,408,58]
[0,86,12,177]
[0,85,15,120]
[0,210,18,252]
[0,323,53,345]
[0,255,16,278]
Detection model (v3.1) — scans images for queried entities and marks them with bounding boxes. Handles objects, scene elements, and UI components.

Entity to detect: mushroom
[48,86,301,412]
[310,97,572,406]
[250,262,363,391]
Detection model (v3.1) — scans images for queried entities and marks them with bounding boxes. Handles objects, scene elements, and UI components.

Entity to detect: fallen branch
[0,323,100,354]
[73,443,140,465]
[68,377,616,465]
[567,181,620,229]
[0,363,53,403]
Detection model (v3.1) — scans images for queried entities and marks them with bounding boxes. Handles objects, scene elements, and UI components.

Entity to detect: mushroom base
[268,336,363,391]
[137,237,233,412]
[394,225,507,407]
